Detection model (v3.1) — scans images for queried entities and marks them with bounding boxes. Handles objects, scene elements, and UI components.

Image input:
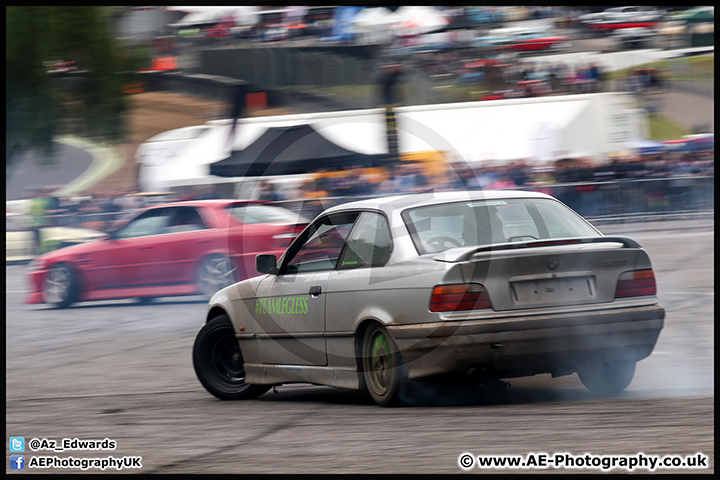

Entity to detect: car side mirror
[256,254,278,275]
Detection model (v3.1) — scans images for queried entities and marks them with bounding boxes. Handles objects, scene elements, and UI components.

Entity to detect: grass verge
[607,54,714,82]
[647,113,691,141]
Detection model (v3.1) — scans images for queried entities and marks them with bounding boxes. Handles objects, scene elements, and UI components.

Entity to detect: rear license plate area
[511,276,596,306]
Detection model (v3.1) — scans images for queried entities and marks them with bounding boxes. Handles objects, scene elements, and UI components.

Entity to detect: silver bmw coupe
[193,190,665,406]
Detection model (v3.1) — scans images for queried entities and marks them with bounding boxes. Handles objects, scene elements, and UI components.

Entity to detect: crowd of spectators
[13,189,162,231]
[9,144,713,244]
[391,42,608,102]
[490,60,606,98]
[279,146,714,221]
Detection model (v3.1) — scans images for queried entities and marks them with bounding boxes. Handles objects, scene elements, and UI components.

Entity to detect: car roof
[322,190,554,216]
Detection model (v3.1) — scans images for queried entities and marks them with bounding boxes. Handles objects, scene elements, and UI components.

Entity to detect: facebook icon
[10,455,25,470]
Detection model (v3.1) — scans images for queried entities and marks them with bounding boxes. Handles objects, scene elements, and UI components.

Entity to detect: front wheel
[577,360,636,395]
[361,324,407,407]
[193,315,269,400]
[43,263,78,308]
[197,255,238,298]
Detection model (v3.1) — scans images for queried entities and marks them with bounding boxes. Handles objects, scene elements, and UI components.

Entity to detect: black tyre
[577,360,636,395]
[193,315,269,400]
[361,324,406,407]
[197,255,238,298]
[43,263,78,308]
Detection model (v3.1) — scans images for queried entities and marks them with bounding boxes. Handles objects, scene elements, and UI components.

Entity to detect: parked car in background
[474,34,515,52]
[26,200,308,308]
[6,213,105,264]
[507,29,571,52]
[193,191,665,406]
[477,27,570,53]
[613,27,657,49]
[263,23,289,42]
[580,6,665,32]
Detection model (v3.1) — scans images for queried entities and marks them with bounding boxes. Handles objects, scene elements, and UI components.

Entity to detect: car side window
[338,212,392,269]
[112,208,170,239]
[166,207,207,233]
[283,213,358,274]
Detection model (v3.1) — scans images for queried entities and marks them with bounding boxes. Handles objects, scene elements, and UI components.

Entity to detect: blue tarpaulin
[330,6,363,41]
[627,138,668,155]
[663,134,714,153]
[686,134,714,151]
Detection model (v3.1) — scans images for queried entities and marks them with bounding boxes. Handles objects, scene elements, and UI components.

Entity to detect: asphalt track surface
[5,219,714,474]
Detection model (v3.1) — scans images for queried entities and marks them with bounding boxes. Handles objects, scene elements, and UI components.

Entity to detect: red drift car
[26,200,307,308]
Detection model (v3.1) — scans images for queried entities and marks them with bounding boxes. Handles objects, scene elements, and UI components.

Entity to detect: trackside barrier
[30,176,716,233]
[515,175,714,219]
[271,176,714,224]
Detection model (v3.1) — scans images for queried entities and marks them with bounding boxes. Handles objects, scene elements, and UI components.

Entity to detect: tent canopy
[390,6,449,36]
[168,6,259,28]
[210,124,388,177]
[352,6,394,28]
[352,7,395,43]
[139,93,646,189]
[678,7,714,23]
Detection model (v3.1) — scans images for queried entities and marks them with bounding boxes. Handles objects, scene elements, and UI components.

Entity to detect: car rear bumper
[388,304,665,381]
[25,269,45,304]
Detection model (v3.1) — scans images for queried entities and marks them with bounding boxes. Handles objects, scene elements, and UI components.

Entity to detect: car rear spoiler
[433,236,641,263]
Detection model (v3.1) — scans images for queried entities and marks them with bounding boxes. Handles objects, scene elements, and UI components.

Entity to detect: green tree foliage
[6,6,148,168]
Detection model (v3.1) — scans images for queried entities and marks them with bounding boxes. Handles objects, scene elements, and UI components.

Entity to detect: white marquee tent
[138,93,648,192]
[167,6,260,28]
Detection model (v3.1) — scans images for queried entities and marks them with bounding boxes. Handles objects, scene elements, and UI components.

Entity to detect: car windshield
[229,203,308,225]
[402,198,599,255]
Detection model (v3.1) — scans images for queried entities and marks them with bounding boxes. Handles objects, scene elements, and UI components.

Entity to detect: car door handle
[138,247,153,250]
[309,286,322,297]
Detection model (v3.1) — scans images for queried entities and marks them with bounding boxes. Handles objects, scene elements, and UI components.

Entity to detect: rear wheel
[43,263,78,308]
[361,324,406,407]
[197,255,238,298]
[577,360,636,395]
[193,315,269,400]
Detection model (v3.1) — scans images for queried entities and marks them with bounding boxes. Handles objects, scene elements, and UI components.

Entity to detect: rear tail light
[615,269,657,298]
[430,283,492,312]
